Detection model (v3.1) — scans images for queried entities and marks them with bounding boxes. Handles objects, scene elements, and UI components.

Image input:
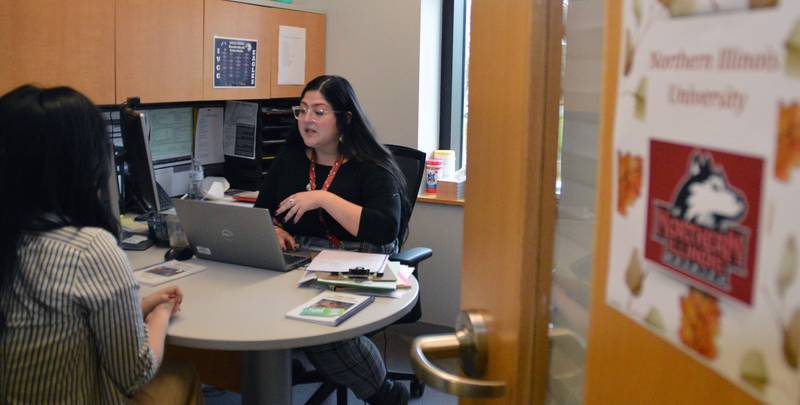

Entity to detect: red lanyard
[308,150,345,248]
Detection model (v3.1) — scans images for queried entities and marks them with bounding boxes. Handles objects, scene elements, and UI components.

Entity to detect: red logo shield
[645,140,763,305]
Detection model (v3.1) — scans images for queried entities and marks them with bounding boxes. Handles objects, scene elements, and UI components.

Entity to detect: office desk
[127,248,418,405]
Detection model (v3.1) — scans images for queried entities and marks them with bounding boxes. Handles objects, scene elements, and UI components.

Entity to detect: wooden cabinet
[266,8,326,98]
[0,0,324,104]
[116,0,204,103]
[203,0,272,101]
[0,0,115,104]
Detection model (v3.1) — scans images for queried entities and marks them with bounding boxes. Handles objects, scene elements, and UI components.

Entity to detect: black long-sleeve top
[254,144,401,245]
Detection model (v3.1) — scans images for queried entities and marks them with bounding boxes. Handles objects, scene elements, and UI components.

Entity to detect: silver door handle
[409,311,507,397]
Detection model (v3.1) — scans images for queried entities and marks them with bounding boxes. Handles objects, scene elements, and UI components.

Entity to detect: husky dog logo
[646,140,762,305]
[671,153,747,231]
[650,151,750,293]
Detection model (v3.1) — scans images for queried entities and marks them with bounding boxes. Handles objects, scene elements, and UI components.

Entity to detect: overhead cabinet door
[0,0,115,104]
[116,0,204,104]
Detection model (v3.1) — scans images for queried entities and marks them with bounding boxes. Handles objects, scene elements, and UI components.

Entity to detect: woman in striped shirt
[0,85,201,404]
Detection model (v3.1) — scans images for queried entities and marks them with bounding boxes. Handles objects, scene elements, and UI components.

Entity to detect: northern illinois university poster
[606,1,800,402]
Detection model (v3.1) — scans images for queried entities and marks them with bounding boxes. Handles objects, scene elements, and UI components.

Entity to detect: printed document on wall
[223,101,258,160]
[278,25,306,85]
[195,107,224,165]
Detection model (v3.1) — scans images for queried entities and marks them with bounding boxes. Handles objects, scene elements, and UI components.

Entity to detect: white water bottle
[188,158,204,199]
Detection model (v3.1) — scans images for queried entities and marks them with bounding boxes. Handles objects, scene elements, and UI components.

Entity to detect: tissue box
[437,177,465,200]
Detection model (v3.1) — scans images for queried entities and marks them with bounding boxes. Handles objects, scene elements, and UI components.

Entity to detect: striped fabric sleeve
[72,229,157,396]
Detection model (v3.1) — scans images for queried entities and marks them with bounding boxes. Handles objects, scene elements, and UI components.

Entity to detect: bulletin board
[605,1,800,403]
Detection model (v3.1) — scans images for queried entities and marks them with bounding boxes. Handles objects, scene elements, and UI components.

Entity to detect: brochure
[286,291,375,326]
[387,261,414,289]
[134,260,206,286]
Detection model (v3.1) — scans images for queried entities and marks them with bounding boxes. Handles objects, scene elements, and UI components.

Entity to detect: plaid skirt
[297,235,397,399]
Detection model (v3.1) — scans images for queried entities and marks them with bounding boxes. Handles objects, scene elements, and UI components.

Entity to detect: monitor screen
[120,107,162,214]
[145,107,194,165]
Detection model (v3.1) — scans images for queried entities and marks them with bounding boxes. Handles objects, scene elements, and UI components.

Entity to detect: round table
[127,248,419,405]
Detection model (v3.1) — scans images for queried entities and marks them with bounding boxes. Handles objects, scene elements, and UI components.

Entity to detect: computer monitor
[120,107,162,215]
[145,107,194,165]
[99,141,121,237]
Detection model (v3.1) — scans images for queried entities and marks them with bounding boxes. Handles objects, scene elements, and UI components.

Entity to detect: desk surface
[127,248,419,351]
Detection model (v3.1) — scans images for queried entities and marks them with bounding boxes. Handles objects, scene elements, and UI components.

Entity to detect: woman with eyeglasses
[0,85,202,404]
[255,75,411,404]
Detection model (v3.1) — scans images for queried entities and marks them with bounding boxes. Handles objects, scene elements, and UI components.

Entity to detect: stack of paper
[286,291,374,326]
[315,263,398,291]
[306,249,388,273]
[298,260,416,298]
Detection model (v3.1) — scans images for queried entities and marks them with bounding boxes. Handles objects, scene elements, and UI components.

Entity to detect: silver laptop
[172,198,311,271]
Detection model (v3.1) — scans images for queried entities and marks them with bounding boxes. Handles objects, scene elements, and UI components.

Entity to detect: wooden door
[0,0,115,104]
[203,0,271,101]
[582,2,757,403]
[454,1,761,404]
[265,8,325,99]
[116,0,204,103]
[457,0,562,403]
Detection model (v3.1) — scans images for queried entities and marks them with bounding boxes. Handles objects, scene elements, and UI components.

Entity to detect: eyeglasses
[291,106,343,121]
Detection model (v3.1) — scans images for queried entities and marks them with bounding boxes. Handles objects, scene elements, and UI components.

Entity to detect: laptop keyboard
[283,253,311,267]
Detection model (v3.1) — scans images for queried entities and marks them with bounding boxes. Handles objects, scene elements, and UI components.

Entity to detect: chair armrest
[389,247,433,267]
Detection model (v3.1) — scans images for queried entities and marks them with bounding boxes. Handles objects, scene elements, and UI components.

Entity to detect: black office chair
[293,144,433,405]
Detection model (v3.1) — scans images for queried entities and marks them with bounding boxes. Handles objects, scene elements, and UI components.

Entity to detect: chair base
[387,371,425,399]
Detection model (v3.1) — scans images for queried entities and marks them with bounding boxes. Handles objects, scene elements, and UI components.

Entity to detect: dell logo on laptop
[221,229,235,239]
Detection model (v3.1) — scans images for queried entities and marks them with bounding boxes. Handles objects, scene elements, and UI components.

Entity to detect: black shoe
[367,378,409,405]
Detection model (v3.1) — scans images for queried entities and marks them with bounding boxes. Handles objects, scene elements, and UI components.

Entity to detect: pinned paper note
[195,107,224,165]
[278,25,306,85]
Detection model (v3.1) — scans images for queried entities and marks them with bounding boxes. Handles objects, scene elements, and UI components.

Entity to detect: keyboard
[283,253,312,268]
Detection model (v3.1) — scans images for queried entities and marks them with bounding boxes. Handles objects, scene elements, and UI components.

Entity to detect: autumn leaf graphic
[617,152,643,216]
[625,248,646,297]
[775,102,800,182]
[634,77,648,121]
[784,308,799,369]
[777,235,797,298]
[740,349,769,391]
[785,20,800,78]
[679,287,721,359]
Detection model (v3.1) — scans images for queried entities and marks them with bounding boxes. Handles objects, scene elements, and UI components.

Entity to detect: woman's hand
[146,300,177,322]
[142,286,183,317]
[276,191,329,224]
[275,226,298,251]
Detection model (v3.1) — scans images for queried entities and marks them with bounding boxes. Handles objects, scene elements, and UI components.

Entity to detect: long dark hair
[0,85,119,319]
[290,75,411,244]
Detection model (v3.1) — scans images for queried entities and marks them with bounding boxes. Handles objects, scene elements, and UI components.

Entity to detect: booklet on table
[134,260,206,286]
[286,291,375,326]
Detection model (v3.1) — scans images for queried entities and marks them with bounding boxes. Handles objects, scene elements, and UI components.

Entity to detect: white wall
[298,0,422,147]
[298,0,461,326]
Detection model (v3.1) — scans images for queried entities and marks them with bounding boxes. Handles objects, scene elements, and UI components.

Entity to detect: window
[439,0,470,170]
